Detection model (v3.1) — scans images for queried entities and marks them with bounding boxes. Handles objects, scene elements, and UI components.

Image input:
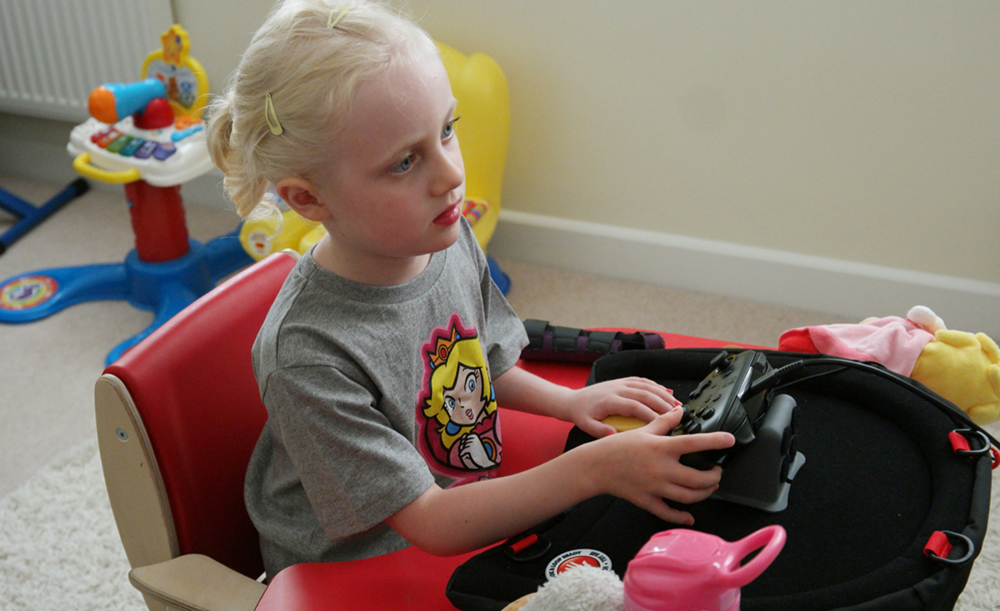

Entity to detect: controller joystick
[673,350,772,470]
[709,350,731,370]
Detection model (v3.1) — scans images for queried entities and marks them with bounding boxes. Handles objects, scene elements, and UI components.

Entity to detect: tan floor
[0,175,849,498]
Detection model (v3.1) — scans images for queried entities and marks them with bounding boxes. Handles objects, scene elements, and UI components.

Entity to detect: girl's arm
[492,364,682,438]
[385,408,734,556]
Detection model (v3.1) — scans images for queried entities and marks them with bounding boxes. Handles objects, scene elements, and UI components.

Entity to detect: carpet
[0,440,145,610]
[0,436,997,610]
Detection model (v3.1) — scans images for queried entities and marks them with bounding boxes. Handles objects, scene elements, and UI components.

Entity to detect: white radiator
[0,0,174,122]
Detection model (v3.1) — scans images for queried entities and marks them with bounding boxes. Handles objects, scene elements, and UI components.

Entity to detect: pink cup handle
[723,525,787,588]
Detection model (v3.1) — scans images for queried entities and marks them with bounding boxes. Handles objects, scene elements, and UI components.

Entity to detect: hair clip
[327,7,349,29]
[264,92,283,136]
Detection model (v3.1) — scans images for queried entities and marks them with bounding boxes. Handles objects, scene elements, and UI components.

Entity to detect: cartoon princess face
[417,315,502,477]
[443,364,487,427]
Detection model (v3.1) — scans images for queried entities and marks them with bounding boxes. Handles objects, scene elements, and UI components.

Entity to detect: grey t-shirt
[245,220,527,577]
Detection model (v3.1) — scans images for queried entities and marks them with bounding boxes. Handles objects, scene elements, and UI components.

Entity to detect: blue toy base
[487,255,510,295]
[0,229,251,365]
[0,179,90,254]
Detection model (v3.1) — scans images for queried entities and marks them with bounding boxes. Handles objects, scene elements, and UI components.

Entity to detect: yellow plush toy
[239,41,510,261]
[779,306,1000,425]
[910,327,1000,425]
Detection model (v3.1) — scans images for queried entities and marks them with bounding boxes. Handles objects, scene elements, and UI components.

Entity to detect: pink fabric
[781,317,935,376]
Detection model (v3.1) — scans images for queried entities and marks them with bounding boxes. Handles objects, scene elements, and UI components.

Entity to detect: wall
[3,0,997,332]
[400,1,1000,284]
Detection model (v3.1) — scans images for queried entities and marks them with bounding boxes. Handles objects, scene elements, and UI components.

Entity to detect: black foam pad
[448,349,992,611]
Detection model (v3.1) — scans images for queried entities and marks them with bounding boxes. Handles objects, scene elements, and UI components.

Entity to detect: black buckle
[950,429,991,458]
[924,530,975,567]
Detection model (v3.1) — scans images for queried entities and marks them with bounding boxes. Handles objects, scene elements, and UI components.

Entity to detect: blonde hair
[206,0,438,218]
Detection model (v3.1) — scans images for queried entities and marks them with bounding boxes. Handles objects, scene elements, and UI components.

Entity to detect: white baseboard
[489,209,1000,337]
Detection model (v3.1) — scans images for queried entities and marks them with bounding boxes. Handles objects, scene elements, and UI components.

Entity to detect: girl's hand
[559,377,681,438]
[592,408,735,525]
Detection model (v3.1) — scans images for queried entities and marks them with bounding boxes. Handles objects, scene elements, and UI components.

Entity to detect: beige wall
[177,0,1000,284]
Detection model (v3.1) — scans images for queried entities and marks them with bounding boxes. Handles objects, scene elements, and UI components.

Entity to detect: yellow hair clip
[264,92,283,136]
[327,7,349,29]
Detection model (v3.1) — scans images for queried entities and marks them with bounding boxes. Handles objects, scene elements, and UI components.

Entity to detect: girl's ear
[276,177,331,221]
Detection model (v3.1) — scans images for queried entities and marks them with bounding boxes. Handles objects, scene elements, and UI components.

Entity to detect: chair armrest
[128,554,266,611]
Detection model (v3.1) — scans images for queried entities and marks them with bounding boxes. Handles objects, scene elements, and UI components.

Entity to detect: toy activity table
[0,25,251,364]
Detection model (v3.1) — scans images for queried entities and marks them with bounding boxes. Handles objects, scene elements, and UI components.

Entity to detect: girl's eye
[445,396,455,412]
[465,373,476,392]
[391,154,414,174]
[442,115,461,140]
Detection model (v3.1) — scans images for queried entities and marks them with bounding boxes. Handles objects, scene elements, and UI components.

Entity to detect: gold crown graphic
[427,328,460,369]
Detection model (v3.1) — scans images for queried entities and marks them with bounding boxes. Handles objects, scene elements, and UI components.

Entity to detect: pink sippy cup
[622,525,786,611]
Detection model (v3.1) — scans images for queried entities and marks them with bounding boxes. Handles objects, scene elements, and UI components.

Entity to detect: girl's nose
[431,149,465,197]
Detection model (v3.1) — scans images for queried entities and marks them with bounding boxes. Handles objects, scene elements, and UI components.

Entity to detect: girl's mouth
[433,202,462,226]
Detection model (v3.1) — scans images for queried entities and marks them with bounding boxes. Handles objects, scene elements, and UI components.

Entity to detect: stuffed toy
[503,566,624,611]
[779,306,1000,425]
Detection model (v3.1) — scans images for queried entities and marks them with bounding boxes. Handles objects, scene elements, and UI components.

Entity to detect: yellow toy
[780,306,1000,425]
[240,199,323,260]
[910,326,1000,426]
[142,25,210,120]
[238,42,510,260]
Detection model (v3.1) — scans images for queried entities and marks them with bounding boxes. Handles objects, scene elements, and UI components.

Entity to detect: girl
[207,0,733,579]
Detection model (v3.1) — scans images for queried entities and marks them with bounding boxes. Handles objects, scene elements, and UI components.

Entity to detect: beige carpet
[2,175,995,610]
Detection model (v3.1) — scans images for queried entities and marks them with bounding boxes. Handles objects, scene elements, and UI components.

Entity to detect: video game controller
[673,350,772,470]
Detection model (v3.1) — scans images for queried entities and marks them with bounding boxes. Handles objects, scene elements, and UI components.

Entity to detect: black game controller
[673,350,772,470]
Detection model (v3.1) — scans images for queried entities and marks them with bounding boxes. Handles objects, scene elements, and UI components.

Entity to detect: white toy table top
[67,116,213,187]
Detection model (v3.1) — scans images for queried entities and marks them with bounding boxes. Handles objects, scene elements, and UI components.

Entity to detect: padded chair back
[97,251,297,579]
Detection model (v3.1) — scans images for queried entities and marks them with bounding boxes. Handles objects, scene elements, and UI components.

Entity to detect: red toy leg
[124,180,190,262]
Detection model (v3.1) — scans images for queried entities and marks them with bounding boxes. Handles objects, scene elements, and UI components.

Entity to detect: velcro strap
[585,331,618,353]
[552,325,583,351]
[523,319,549,351]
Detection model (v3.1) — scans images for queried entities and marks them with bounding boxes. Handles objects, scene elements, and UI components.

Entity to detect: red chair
[96,251,297,610]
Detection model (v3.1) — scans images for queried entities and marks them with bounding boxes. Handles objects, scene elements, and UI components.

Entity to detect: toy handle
[73,153,141,184]
[723,525,786,588]
[88,78,166,124]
